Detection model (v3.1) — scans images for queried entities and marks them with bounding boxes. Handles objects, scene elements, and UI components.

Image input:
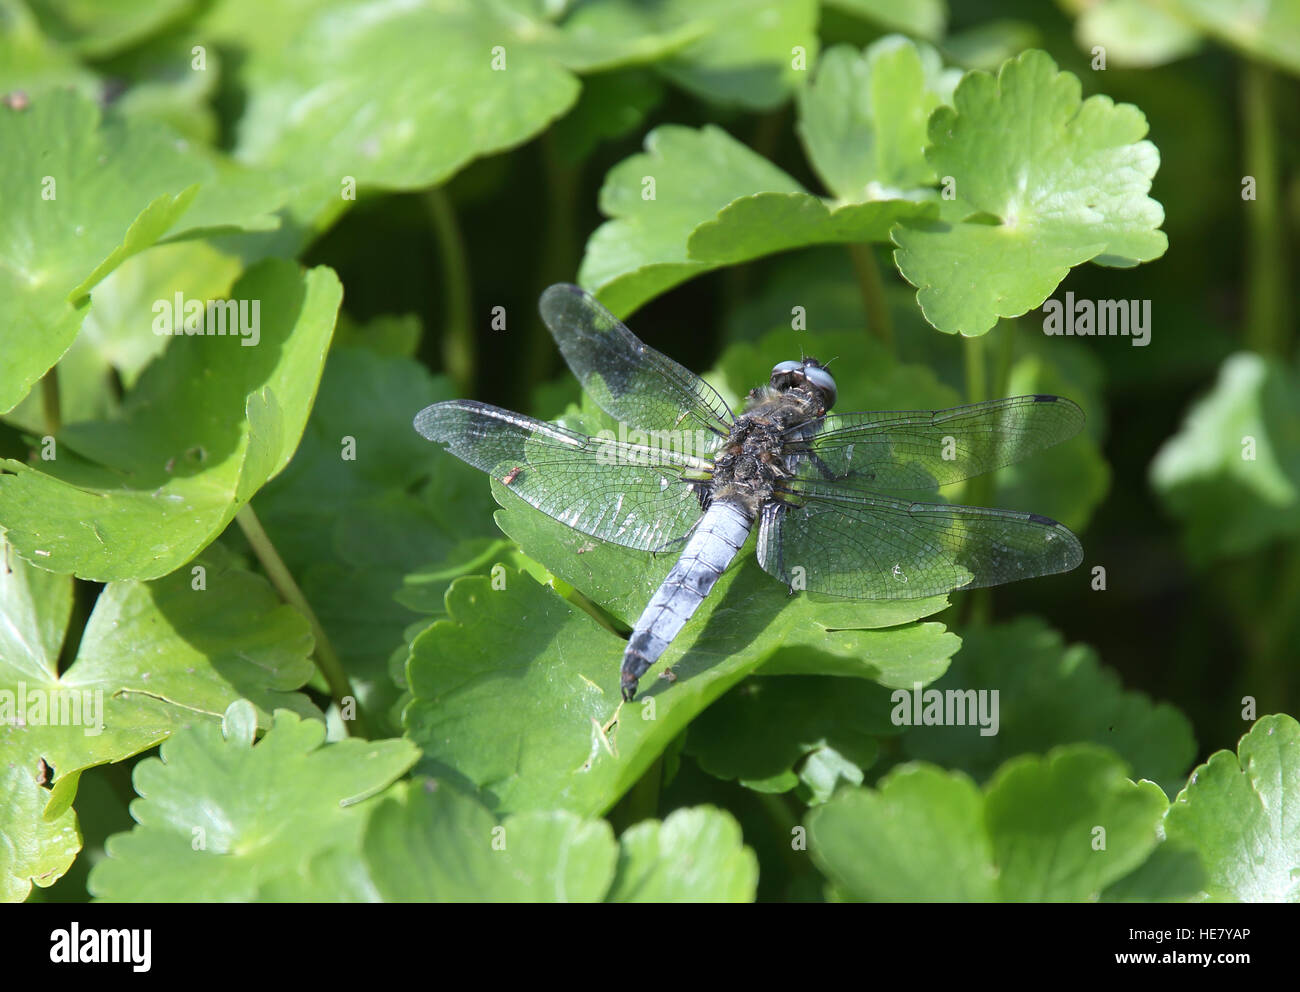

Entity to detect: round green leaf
[1165,714,1300,902]
[809,764,999,901]
[0,260,342,580]
[892,50,1167,335]
[1069,0,1202,68]
[1150,352,1300,562]
[360,781,618,902]
[87,710,419,901]
[1168,0,1300,73]
[607,806,758,901]
[0,539,318,787]
[810,745,1169,901]
[685,676,889,798]
[0,756,81,902]
[797,39,959,202]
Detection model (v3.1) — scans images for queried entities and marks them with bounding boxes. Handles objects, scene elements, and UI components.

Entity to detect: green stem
[423,187,475,396]
[40,367,61,436]
[963,331,987,403]
[961,329,996,626]
[992,318,1016,399]
[848,244,895,350]
[1242,61,1289,355]
[235,504,365,736]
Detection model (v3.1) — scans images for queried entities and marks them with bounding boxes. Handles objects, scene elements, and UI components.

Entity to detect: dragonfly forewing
[414,399,710,552]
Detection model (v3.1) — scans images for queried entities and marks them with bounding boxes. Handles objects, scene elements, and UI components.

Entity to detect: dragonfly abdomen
[620,500,752,700]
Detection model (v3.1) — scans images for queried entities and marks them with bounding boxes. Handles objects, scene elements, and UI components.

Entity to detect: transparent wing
[540,283,733,444]
[414,400,710,552]
[794,395,1084,491]
[757,482,1083,599]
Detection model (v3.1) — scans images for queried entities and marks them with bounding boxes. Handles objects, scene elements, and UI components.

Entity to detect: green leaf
[87,708,419,901]
[1067,0,1202,68]
[825,0,946,39]
[579,124,805,315]
[225,0,587,194]
[687,193,933,268]
[0,757,81,902]
[550,69,666,165]
[651,0,818,110]
[3,240,245,440]
[262,780,755,902]
[359,781,617,902]
[810,746,1169,901]
[28,0,195,59]
[0,0,98,95]
[404,536,953,817]
[1150,352,1300,562]
[524,1,705,74]
[0,539,318,788]
[1167,0,1300,73]
[607,806,757,900]
[941,20,1042,71]
[0,91,204,412]
[892,50,1167,335]
[809,764,999,901]
[685,676,889,797]
[797,39,959,202]
[102,30,222,143]
[0,260,342,580]
[581,36,953,316]
[983,747,1169,900]
[1165,714,1300,902]
[1100,840,1207,903]
[899,618,1196,798]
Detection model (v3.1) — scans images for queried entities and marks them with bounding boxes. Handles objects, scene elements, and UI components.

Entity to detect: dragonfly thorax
[707,386,825,520]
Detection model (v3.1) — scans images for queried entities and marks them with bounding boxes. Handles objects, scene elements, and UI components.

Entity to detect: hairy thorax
[706,384,826,520]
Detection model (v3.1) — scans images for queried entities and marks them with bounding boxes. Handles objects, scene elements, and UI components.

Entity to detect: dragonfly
[414,285,1084,701]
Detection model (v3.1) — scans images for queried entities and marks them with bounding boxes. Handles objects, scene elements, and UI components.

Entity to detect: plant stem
[963,331,987,403]
[40,367,61,435]
[961,329,995,626]
[848,243,895,350]
[992,318,1017,399]
[1242,61,1289,355]
[235,503,365,736]
[423,187,475,396]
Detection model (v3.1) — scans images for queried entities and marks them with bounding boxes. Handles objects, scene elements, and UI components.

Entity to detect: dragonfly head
[770,358,837,412]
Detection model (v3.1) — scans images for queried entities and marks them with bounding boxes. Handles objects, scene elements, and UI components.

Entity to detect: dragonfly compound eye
[804,365,837,410]
[770,360,803,389]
